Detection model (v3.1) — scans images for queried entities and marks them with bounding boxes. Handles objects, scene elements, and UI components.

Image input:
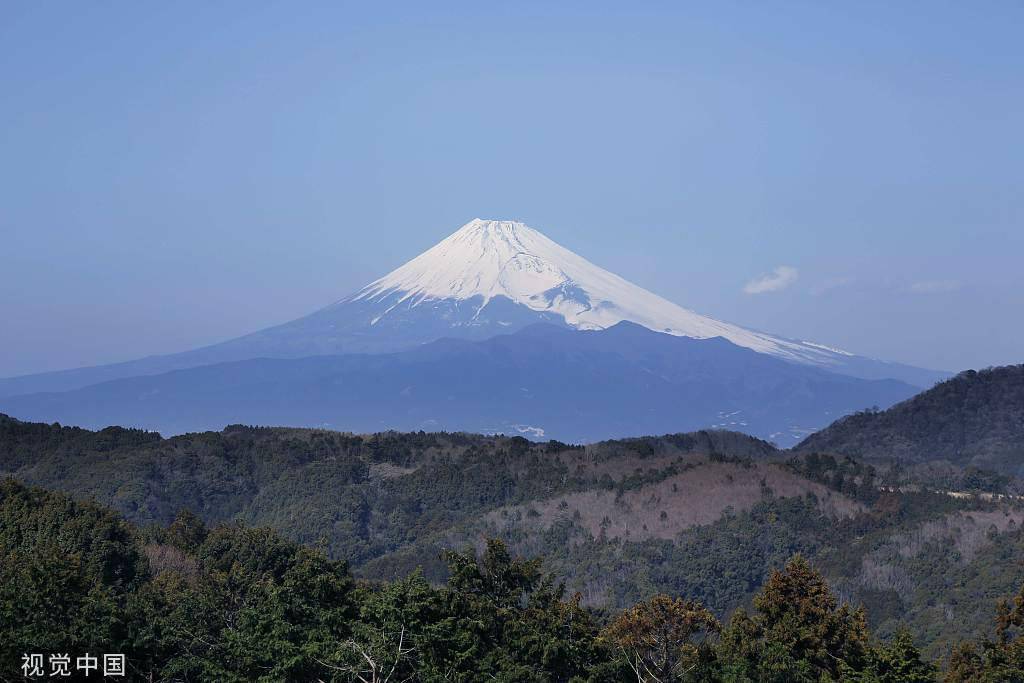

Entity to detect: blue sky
[1,1,1021,377]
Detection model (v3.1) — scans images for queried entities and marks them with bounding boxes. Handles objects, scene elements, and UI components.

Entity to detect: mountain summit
[354,219,583,309]
[347,219,866,367]
[0,218,946,398]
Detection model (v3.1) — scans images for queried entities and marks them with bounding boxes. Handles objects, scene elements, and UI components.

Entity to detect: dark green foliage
[11,477,1024,681]
[0,479,146,667]
[427,540,608,681]
[535,495,835,612]
[717,555,871,681]
[959,467,1012,494]
[164,509,208,552]
[795,365,1024,476]
[4,413,1024,666]
[865,628,937,682]
[606,430,779,461]
[0,414,780,576]
[0,479,356,682]
[0,483,610,681]
[941,581,1024,682]
[787,452,880,503]
[133,524,356,681]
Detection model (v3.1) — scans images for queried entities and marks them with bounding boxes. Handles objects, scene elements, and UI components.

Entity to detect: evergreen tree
[865,628,936,682]
[431,539,608,682]
[943,583,1024,682]
[718,555,871,682]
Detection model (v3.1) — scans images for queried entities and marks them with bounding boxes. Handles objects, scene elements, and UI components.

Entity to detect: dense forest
[5,477,1024,681]
[797,365,1024,476]
[3,413,1024,663]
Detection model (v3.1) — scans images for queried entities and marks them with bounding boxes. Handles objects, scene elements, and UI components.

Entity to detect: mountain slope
[0,413,783,568]
[0,323,918,445]
[795,365,1024,475]
[4,414,1023,659]
[350,219,843,362]
[0,219,946,398]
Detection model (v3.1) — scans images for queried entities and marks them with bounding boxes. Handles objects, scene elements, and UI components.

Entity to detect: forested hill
[0,478,964,682]
[795,365,1024,475]
[5,412,1024,660]
[4,476,1024,681]
[0,411,780,572]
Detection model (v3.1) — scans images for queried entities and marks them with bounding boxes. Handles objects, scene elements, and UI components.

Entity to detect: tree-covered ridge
[5,478,1024,682]
[0,413,778,568]
[795,365,1024,476]
[3,414,1023,659]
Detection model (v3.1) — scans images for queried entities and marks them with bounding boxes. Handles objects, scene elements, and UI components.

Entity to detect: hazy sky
[2,1,1021,377]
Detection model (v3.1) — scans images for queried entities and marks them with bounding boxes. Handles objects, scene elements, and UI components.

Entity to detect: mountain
[5,413,1024,661]
[0,322,918,445]
[0,219,946,398]
[795,365,1024,475]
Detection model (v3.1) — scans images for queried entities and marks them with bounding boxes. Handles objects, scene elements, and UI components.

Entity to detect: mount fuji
[0,321,919,445]
[0,219,946,400]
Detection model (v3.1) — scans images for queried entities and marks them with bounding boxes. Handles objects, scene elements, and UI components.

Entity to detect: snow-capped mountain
[349,219,855,367]
[0,218,946,399]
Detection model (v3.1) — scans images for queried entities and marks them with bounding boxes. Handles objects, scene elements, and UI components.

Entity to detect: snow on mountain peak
[353,218,576,310]
[454,218,533,237]
[349,218,852,366]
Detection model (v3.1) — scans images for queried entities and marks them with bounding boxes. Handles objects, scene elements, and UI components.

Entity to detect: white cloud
[909,280,961,294]
[744,266,799,295]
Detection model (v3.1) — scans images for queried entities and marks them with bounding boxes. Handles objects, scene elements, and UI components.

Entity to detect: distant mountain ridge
[0,219,947,398]
[0,322,918,446]
[795,365,1024,475]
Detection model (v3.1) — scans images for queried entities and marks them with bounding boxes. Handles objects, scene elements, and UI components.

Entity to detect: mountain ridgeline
[796,365,1024,476]
[0,219,950,449]
[0,219,945,402]
[0,323,918,446]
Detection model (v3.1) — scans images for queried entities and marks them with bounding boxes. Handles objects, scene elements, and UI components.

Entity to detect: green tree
[330,571,443,682]
[863,628,936,682]
[718,555,871,682]
[130,523,355,682]
[431,539,607,682]
[943,583,1024,682]
[0,480,145,677]
[165,508,209,553]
